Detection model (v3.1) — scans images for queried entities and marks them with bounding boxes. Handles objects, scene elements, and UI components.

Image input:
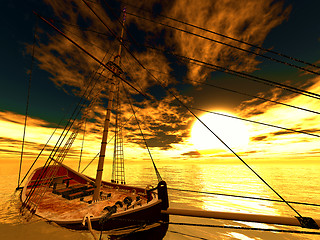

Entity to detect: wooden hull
[20,164,169,238]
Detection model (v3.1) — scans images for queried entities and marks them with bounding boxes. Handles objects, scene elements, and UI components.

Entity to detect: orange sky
[1,0,320,177]
[1,72,320,169]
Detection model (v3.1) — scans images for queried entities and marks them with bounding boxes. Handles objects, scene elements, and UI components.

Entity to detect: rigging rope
[122,82,163,182]
[81,114,137,173]
[81,24,320,102]
[20,29,116,190]
[190,107,320,138]
[126,11,320,76]
[120,1,320,70]
[111,79,126,184]
[143,43,320,101]
[23,112,83,215]
[168,187,320,207]
[84,2,307,219]
[40,11,320,102]
[144,67,320,138]
[77,50,113,173]
[151,82,305,218]
[78,118,87,172]
[148,67,320,116]
[46,16,320,123]
[18,122,59,188]
[21,44,110,214]
[34,11,150,100]
[81,152,99,173]
[38,2,307,221]
[43,4,320,103]
[18,19,38,188]
[197,79,320,116]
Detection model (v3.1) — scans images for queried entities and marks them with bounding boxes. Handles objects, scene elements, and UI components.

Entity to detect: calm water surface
[1,161,320,239]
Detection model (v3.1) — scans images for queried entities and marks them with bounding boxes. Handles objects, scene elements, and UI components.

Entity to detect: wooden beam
[162,208,320,228]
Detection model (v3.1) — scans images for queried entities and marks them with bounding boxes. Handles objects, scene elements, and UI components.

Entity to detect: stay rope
[80,114,136,174]
[19,38,115,191]
[78,118,87,172]
[143,43,320,100]
[190,107,320,138]
[148,67,320,116]
[83,2,308,219]
[168,187,320,207]
[18,19,38,188]
[37,2,308,221]
[21,48,111,215]
[120,0,320,70]
[126,11,320,76]
[196,79,320,116]
[122,82,163,182]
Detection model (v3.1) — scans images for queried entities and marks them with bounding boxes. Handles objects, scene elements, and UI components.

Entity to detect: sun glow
[191,111,250,154]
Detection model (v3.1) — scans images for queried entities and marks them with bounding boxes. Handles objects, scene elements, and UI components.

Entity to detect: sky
[1,0,320,173]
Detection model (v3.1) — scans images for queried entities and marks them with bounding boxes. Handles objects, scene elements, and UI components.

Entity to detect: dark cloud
[251,135,268,141]
[20,0,296,155]
[181,150,201,156]
[244,150,258,154]
[302,128,320,134]
[110,90,194,149]
[272,130,300,136]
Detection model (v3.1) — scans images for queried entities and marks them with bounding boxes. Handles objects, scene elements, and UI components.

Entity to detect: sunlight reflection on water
[1,161,320,239]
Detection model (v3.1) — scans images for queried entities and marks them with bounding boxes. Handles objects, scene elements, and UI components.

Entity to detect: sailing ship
[18,5,169,240]
[16,1,320,239]
[20,164,169,237]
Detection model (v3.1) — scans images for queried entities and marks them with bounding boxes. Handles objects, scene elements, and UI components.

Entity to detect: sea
[1,160,320,240]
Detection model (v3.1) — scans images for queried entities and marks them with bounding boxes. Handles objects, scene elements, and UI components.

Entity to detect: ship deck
[25,184,148,221]
[21,165,153,222]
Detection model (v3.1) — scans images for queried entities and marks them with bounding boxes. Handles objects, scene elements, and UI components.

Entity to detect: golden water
[1,160,320,239]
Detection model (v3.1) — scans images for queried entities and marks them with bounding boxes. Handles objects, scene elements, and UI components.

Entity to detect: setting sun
[191,111,250,153]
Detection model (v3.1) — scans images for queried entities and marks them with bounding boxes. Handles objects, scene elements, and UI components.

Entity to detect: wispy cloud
[0,111,101,163]
[165,0,291,82]
[236,76,320,160]
[19,0,320,164]
[181,150,201,157]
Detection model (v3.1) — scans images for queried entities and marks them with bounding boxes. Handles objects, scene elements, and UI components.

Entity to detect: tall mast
[93,8,126,201]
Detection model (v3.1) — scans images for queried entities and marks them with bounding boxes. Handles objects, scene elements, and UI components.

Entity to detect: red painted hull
[21,165,169,238]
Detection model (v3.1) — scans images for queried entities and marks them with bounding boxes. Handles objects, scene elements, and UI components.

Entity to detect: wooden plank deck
[26,185,148,221]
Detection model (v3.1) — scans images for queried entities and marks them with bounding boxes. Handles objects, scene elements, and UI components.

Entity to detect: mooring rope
[168,187,320,207]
